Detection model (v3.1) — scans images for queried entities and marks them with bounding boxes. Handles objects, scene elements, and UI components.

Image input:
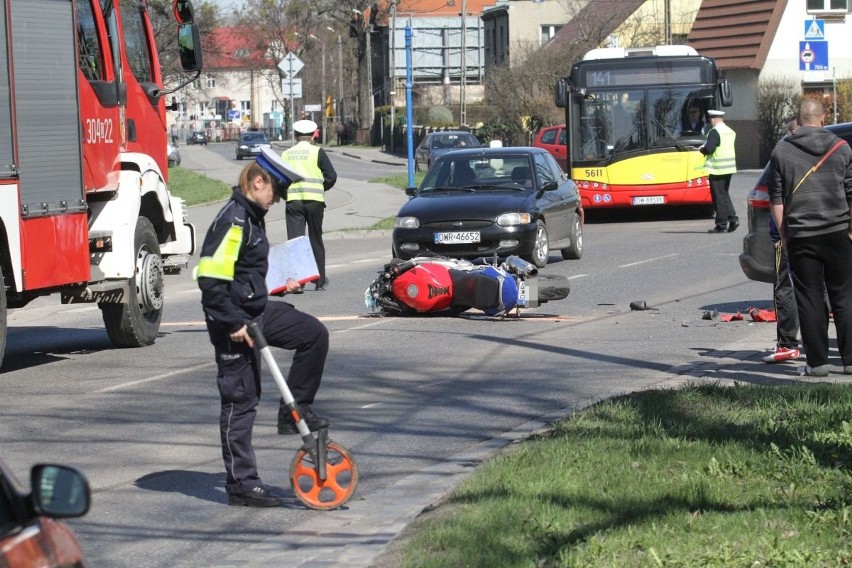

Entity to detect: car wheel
[525,220,549,268]
[236,154,242,160]
[561,212,583,260]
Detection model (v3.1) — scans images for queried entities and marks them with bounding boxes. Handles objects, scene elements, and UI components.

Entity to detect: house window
[540,25,562,44]
[240,101,251,111]
[206,76,216,88]
[806,0,847,11]
[192,79,201,89]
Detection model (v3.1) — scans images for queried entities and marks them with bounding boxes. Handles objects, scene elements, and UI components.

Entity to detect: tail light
[746,184,770,209]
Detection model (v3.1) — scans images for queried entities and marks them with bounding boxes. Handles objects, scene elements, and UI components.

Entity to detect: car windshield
[242,133,268,143]
[420,155,534,191]
[430,133,479,150]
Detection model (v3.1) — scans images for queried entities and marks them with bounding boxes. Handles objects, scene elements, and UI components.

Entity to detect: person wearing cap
[700,109,739,233]
[282,119,337,291]
[196,161,331,507]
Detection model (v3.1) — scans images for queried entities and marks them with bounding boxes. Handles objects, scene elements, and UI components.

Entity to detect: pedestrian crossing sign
[804,19,824,40]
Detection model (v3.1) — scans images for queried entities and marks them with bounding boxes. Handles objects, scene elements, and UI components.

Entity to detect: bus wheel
[101,217,163,347]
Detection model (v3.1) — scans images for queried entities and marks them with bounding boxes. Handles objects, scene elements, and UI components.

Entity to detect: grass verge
[385,382,852,568]
[167,167,231,207]
[369,171,425,191]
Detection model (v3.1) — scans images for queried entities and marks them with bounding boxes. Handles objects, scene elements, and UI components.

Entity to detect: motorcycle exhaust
[504,256,538,277]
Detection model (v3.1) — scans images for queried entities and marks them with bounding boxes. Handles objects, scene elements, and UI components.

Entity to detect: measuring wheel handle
[246,321,360,510]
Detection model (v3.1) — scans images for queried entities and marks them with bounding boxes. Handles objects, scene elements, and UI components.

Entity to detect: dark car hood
[399,190,534,220]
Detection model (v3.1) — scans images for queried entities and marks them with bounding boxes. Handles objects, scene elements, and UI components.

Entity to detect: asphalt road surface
[2,168,807,567]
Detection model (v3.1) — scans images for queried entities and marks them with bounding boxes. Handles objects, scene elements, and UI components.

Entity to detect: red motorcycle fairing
[390,263,454,312]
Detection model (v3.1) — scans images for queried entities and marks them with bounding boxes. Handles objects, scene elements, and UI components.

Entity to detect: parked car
[167,142,181,167]
[532,124,568,170]
[414,131,481,172]
[393,146,584,267]
[186,131,208,145]
[236,131,271,160]
[0,456,91,567]
[739,121,852,283]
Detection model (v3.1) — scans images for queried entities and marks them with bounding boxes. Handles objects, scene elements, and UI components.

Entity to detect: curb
[338,150,406,167]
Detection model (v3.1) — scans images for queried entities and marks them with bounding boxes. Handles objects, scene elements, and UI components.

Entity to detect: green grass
[391,383,852,567]
[167,167,232,206]
[369,171,425,190]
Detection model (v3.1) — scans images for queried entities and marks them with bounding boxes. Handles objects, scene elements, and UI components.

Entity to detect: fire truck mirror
[173,0,194,25]
[178,24,202,72]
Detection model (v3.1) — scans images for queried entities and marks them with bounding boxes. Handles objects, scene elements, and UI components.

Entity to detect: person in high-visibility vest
[196,162,331,507]
[282,119,337,290]
[700,109,739,233]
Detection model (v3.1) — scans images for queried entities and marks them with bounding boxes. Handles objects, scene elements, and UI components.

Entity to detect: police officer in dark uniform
[196,162,330,507]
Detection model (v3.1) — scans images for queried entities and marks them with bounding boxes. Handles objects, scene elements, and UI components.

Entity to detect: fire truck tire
[101,217,163,348]
[0,263,6,368]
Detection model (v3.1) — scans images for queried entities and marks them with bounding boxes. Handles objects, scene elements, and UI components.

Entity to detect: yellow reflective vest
[704,122,737,175]
[282,142,325,202]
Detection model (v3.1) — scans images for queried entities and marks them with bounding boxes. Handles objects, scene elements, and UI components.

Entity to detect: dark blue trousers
[206,301,328,495]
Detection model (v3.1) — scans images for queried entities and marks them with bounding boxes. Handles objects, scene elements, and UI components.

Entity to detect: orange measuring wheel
[289,440,359,510]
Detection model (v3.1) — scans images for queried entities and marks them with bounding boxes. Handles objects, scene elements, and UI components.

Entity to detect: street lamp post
[310,34,327,145]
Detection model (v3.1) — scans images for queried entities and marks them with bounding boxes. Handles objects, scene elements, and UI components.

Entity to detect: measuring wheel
[289,440,359,510]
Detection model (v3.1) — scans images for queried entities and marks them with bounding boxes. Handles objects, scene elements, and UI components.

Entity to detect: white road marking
[567,274,588,280]
[91,362,215,394]
[619,253,679,268]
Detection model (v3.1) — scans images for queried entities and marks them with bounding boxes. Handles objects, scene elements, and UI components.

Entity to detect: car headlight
[395,216,420,229]
[497,212,531,227]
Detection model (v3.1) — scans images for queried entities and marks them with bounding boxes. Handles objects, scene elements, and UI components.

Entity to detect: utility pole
[390,0,397,153]
[460,0,467,127]
[338,34,344,126]
[664,0,672,45]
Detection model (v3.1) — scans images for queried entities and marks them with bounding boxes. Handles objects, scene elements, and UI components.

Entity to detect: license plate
[517,280,528,306]
[632,195,665,205]
[434,231,480,244]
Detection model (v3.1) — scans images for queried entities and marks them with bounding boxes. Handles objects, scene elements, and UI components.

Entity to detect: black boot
[227,485,281,507]
[277,404,330,435]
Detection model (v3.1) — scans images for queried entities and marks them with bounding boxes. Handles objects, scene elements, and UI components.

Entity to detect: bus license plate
[632,195,665,205]
[434,231,480,244]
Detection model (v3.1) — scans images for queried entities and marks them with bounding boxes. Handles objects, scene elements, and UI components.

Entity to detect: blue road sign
[804,19,825,40]
[799,41,828,71]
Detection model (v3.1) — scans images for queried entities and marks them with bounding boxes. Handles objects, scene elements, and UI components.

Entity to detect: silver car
[414,131,481,172]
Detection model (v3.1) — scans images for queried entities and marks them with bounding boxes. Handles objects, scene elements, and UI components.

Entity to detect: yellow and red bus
[554,45,732,210]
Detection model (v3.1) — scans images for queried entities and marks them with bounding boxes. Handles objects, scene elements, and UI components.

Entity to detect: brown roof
[687,0,787,70]
[548,0,645,53]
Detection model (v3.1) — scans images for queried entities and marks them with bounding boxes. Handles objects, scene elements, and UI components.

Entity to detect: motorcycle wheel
[537,274,570,303]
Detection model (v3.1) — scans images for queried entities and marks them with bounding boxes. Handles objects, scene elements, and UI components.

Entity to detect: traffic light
[325,95,334,118]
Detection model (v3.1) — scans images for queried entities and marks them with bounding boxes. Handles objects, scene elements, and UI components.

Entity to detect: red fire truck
[0,0,203,367]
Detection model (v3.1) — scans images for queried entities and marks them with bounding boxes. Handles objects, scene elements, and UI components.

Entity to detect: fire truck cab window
[76,0,103,81]
[119,0,153,83]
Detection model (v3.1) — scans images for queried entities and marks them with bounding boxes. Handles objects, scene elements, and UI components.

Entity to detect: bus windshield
[574,85,716,162]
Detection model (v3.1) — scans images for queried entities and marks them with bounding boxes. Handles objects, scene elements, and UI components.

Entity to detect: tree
[758,76,800,163]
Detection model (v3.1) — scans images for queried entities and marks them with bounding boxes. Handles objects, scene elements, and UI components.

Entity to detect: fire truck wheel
[101,217,164,347]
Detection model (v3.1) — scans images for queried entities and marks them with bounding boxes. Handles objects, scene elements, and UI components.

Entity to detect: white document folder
[265,236,319,294]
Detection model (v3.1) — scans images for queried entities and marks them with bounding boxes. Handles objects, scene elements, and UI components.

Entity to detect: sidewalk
[178,143,409,242]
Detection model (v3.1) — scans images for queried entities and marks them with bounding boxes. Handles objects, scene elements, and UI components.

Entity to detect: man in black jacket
[766,99,852,377]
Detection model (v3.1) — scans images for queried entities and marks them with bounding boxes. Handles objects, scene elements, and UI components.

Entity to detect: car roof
[432,146,546,159]
[826,121,852,142]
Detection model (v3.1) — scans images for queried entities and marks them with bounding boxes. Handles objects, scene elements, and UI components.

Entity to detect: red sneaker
[762,347,800,364]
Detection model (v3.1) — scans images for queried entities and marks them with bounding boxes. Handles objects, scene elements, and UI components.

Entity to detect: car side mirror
[405,187,417,196]
[541,181,559,192]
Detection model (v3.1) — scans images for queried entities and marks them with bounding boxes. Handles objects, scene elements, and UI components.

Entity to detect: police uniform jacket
[197,188,270,334]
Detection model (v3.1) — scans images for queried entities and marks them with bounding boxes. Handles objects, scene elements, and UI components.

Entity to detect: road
[0,165,797,567]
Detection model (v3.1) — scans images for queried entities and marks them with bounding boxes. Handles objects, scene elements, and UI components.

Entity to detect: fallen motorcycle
[364,254,569,317]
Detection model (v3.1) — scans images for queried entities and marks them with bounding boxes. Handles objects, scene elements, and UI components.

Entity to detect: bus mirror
[555,79,567,108]
[719,79,732,107]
